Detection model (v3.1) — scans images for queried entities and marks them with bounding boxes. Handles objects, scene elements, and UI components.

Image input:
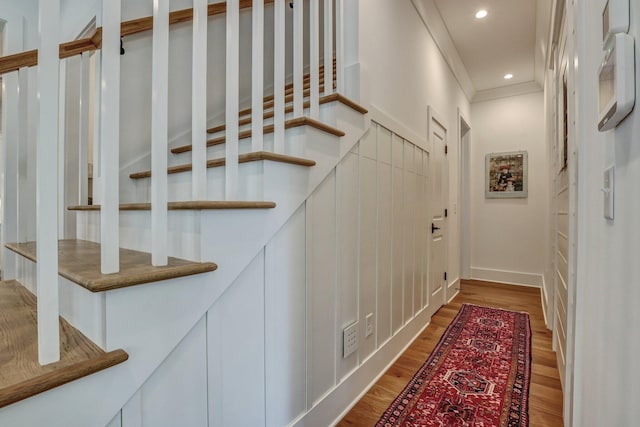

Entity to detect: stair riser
[76,210,204,262]
[168,134,275,167]
[131,161,265,202]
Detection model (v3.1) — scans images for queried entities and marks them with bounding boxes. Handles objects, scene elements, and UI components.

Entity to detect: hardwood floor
[338,279,563,426]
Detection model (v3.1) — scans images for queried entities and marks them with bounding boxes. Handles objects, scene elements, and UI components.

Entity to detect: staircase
[0,1,367,426]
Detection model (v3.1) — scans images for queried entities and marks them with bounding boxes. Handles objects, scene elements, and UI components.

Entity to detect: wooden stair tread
[4,240,217,292]
[130,151,315,179]
[68,201,276,211]
[0,280,128,408]
[207,93,368,134]
[176,116,344,154]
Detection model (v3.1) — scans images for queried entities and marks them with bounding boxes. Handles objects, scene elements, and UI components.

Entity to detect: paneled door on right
[427,114,447,319]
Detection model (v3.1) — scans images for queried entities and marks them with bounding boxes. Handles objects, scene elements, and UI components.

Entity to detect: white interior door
[427,114,447,318]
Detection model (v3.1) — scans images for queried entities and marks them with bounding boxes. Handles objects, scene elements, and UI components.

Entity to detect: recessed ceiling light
[475,9,488,19]
[504,73,514,80]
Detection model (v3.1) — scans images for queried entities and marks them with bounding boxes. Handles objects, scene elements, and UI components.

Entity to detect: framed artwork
[485,151,528,199]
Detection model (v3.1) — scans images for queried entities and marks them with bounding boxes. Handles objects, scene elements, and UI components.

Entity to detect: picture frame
[485,151,528,199]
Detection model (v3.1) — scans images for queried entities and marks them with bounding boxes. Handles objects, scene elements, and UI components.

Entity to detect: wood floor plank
[337,279,564,426]
[5,240,217,292]
[0,280,128,408]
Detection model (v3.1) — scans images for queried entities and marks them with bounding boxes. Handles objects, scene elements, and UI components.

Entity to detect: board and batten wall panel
[337,151,360,379]
[376,126,393,346]
[207,251,266,427]
[403,142,416,322]
[307,171,338,406]
[265,205,307,426]
[359,128,378,359]
[391,135,405,333]
[138,318,208,427]
[555,169,569,383]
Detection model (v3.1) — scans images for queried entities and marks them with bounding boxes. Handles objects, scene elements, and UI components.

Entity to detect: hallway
[338,280,563,426]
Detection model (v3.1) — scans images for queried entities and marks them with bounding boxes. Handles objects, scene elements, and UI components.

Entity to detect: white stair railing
[225,0,240,200]
[192,0,209,201]
[251,0,265,152]
[100,0,121,274]
[273,0,286,154]
[293,0,304,117]
[309,0,320,119]
[323,0,334,96]
[36,0,61,364]
[151,0,170,266]
[335,0,344,94]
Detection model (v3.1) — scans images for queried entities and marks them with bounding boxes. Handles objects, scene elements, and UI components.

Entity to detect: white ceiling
[433,0,551,93]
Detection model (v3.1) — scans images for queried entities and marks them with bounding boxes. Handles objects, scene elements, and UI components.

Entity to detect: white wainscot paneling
[403,142,416,322]
[391,136,404,333]
[129,317,207,427]
[106,412,122,427]
[359,154,378,360]
[208,252,266,427]
[265,205,307,426]
[378,125,392,165]
[377,158,393,346]
[337,152,359,378]
[307,171,337,406]
[360,124,377,160]
[415,150,428,312]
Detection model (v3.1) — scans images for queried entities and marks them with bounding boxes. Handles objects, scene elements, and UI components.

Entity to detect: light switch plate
[604,165,615,220]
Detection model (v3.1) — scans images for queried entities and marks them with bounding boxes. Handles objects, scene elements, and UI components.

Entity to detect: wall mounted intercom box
[597,33,635,131]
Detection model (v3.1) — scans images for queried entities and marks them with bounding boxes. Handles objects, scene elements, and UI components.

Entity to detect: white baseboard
[470,267,543,288]
[447,278,460,303]
[541,275,550,329]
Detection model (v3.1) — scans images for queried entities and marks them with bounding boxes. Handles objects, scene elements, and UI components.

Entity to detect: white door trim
[457,108,471,281]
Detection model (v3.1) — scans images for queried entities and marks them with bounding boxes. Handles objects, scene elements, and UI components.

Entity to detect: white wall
[469,91,548,287]
[359,0,471,288]
[570,0,640,424]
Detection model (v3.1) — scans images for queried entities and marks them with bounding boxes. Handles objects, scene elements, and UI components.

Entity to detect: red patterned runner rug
[376,304,531,427]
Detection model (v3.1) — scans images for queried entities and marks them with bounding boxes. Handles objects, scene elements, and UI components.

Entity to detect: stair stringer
[0,100,368,427]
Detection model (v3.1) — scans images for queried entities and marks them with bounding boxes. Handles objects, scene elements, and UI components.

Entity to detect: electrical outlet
[343,322,358,358]
[365,313,374,337]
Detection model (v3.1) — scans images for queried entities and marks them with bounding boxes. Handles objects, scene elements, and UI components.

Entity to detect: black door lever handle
[431,223,441,233]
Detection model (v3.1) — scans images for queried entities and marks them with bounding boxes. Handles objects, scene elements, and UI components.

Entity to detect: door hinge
[444,272,447,281]
[445,145,448,155]
[444,208,448,218]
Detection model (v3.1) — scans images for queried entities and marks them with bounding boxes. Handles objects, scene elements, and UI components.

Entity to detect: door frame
[427,106,449,308]
[457,108,471,282]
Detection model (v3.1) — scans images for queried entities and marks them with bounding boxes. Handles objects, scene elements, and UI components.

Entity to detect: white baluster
[293,0,304,117]
[309,0,320,118]
[273,0,286,153]
[91,51,102,204]
[36,0,61,364]
[17,68,29,246]
[335,0,344,93]
[100,0,121,273]
[192,0,208,200]
[58,60,66,237]
[151,0,169,266]
[2,71,20,281]
[323,0,334,95]
[251,0,264,152]
[226,0,239,199]
[79,52,91,206]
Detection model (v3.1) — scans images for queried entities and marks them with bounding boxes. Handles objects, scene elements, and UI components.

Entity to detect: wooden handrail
[0,0,274,75]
